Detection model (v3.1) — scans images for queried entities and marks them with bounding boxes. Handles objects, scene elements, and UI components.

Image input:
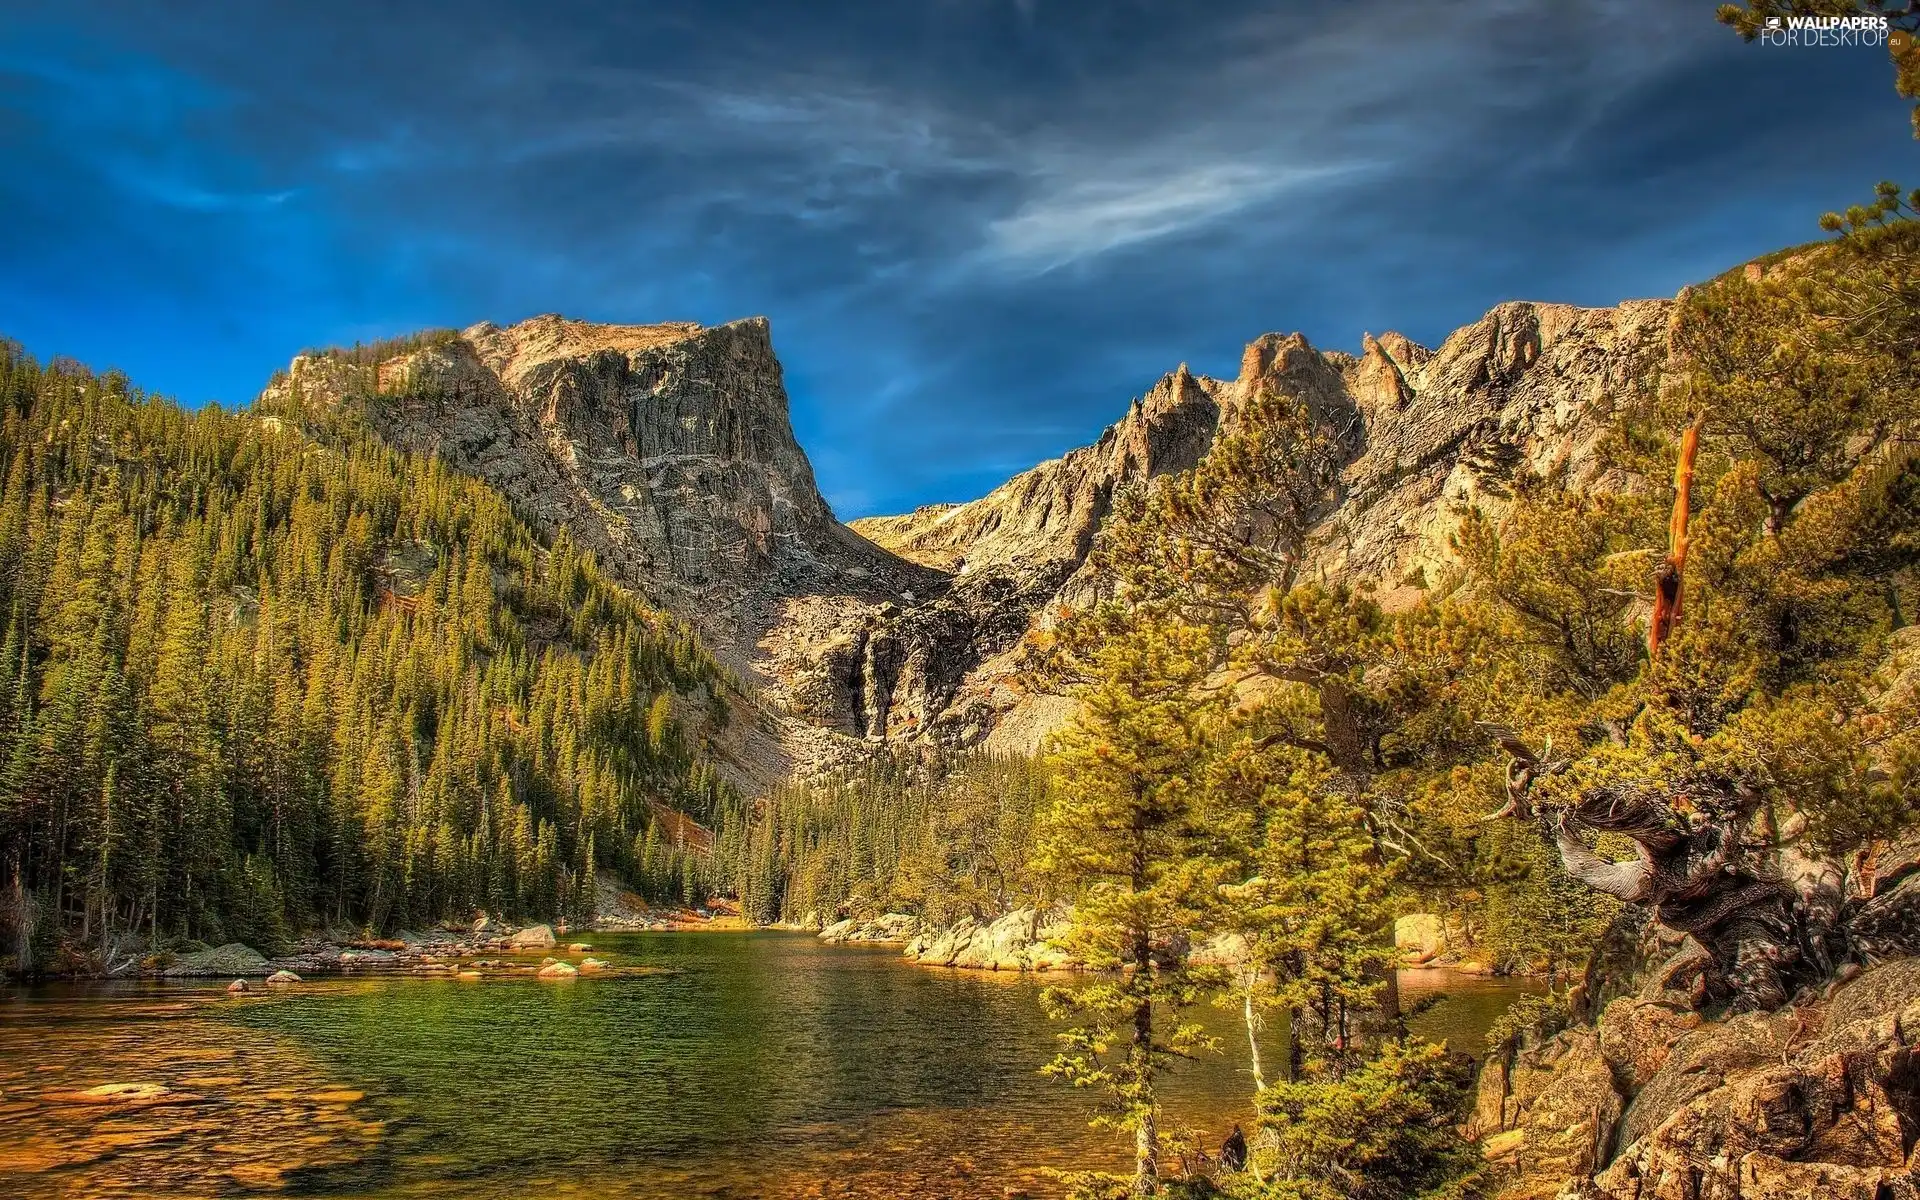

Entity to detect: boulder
[1190,931,1249,966]
[510,924,556,949]
[163,943,270,977]
[912,919,977,966]
[864,913,921,943]
[904,908,1082,971]
[975,909,1046,969]
[537,960,577,979]
[567,942,592,953]
[1489,1029,1624,1199]
[1595,997,1700,1089]
[1480,959,1920,1200]
[579,957,609,971]
[264,970,301,985]
[820,913,921,944]
[1026,938,1076,972]
[226,979,250,993]
[1395,913,1446,964]
[338,948,396,965]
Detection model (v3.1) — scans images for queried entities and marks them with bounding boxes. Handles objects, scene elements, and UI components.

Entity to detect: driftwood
[1485,728,1920,1011]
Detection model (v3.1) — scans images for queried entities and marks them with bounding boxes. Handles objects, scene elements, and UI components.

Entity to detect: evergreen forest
[0,344,738,965]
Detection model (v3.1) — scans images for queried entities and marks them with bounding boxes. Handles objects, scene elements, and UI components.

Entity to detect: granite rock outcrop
[1470,958,1920,1200]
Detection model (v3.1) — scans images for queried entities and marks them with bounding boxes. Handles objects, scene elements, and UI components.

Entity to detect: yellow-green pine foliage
[0,343,733,955]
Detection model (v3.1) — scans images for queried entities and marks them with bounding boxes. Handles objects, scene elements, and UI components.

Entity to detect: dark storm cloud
[0,1,1909,516]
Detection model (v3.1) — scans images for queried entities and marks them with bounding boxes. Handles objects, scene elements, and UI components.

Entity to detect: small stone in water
[308,1089,365,1104]
[76,1082,172,1102]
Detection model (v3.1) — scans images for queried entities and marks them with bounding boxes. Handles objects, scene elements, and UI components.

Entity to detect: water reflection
[0,933,1535,1198]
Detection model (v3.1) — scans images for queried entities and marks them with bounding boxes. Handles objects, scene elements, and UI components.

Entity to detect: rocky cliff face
[851,361,1229,581]
[264,315,942,782]
[263,294,1682,773]
[845,297,1676,750]
[1471,956,1920,1200]
[274,315,901,598]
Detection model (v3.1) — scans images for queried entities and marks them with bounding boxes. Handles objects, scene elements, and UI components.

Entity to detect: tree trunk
[9,850,32,975]
[1131,978,1158,1196]
[1649,415,1702,657]
[1132,1044,1158,1198]
[1241,966,1267,1094]
[1492,738,1920,1010]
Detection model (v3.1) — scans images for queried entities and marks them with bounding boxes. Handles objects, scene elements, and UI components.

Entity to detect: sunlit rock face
[277,315,877,593]
[853,295,1677,750]
[1470,958,1920,1200]
[265,294,1679,771]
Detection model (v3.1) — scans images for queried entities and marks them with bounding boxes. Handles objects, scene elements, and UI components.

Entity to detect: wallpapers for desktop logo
[1759,12,1893,47]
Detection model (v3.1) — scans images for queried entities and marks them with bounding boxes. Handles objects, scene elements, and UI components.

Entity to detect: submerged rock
[68,1083,172,1103]
[537,960,578,979]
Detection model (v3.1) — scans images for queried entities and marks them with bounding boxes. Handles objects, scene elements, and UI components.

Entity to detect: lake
[0,931,1535,1198]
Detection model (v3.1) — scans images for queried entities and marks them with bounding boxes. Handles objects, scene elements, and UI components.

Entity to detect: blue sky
[0,1,1911,518]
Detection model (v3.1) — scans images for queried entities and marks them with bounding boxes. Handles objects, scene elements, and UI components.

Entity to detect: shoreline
[13,909,755,984]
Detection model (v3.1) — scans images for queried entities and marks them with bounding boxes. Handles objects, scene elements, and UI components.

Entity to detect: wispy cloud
[985,160,1365,271]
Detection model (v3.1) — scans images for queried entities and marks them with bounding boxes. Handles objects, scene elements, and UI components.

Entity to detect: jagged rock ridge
[848,297,1676,749]
[262,294,1681,770]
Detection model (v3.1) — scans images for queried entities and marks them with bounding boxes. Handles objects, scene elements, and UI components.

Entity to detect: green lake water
[0,931,1536,1198]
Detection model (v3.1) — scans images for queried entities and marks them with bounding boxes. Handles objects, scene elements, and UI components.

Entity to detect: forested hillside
[715,751,1051,926]
[0,344,739,969]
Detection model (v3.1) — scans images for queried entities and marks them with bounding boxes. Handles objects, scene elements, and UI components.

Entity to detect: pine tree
[1033,613,1227,1198]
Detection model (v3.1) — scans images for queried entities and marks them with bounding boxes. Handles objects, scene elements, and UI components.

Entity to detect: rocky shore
[816,907,1246,973]
[817,908,1076,971]
[1470,948,1920,1200]
[42,901,737,984]
[143,921,639,986]
[811,905,1524,978]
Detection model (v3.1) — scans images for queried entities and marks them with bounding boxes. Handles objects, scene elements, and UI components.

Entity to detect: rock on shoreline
[818,908,1260,973]
[818,908,1078,972]
[1469,957,1920,1200]
[128,919,674,981]
[162,943,272,977]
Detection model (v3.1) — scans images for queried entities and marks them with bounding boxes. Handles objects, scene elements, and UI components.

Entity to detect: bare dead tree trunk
[1240,963,1267,1093]
[1648,414,1702,658]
